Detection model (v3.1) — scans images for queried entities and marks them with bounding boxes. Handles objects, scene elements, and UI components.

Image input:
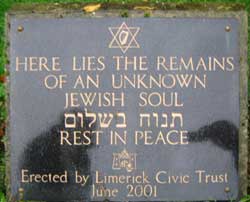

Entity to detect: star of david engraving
[109,22,140,53]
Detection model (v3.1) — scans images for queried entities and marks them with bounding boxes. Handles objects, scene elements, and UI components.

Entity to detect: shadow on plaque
[19,107,238,202]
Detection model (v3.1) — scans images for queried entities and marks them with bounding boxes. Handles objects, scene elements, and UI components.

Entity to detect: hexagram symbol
[109,22,140,53]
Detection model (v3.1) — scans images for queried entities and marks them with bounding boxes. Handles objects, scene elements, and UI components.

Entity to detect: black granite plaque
[8,13,243,201]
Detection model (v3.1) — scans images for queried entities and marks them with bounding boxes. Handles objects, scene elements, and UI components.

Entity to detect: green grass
[0,0,249,201]
[0,191,5,202]
[0,141,5,202]
[241,195,250,202]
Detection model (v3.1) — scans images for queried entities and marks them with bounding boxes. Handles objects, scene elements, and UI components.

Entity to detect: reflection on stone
[20,108,95,201]
[188,120,238,169]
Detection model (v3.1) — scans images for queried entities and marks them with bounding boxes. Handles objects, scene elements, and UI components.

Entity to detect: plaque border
[5,3,248,201]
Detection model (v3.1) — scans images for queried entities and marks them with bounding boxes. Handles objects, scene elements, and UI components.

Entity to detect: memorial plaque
[7,4,248,202]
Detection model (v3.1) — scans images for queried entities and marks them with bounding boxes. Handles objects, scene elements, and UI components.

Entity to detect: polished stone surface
[9,17,240,201]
